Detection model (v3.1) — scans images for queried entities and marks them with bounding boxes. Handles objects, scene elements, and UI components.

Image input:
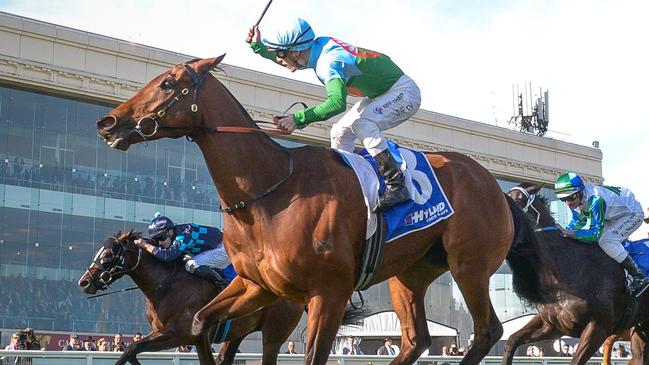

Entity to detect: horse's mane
[505,194,559,305]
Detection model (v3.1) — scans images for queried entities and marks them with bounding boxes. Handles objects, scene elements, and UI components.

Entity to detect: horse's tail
[505,193,556,304]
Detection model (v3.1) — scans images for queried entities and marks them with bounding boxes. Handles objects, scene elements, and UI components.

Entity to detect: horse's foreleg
[216,337,244,365]
[192,276,277,337]
[114,332,180,365]
[570,321,609,365]
[387,266,444,365]
[629,326,648,365]
[304,295,349,365]
[260,300,305,365]
[502,315,560,365]
[195,333,218,365]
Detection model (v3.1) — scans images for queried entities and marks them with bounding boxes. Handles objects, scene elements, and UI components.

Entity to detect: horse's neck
[194,79,291,209]
[128,254,177,297]
[533,203,556,228]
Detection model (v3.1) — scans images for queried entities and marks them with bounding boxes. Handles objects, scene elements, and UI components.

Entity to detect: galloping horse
[78,230,304,365]
[96,56,525,365]
[505,183,649,365]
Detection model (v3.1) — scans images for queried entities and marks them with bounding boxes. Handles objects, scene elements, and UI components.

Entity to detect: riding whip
[255,0,274,27]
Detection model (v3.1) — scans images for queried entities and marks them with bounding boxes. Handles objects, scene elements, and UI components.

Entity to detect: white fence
[0,350,630,365]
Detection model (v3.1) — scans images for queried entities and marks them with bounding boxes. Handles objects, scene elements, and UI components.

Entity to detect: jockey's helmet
[149,212,174,241]
[262,18,315,53]
[554,172,585,199]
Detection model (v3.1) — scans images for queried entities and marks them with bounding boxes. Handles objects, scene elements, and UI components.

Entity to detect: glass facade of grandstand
[0,83,564,341]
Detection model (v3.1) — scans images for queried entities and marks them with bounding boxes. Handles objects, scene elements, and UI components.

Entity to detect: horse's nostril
[79,280,89,288]
[97,115,118,131]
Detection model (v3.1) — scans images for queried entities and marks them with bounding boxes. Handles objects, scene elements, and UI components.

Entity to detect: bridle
[84,236,143,290]
[508,186,542,228]
[99,62,302,214]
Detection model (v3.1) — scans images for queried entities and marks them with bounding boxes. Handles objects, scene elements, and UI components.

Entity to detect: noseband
[133,64,207,142]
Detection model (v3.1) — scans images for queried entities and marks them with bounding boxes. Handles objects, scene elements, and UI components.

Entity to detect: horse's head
[78,230,142,294]
[508,182,555,227]
[96,55,226,151]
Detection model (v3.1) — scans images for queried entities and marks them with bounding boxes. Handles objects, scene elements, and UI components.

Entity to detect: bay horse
[78,230,304,365]
[505,183,649,365]
[96,56,528,365]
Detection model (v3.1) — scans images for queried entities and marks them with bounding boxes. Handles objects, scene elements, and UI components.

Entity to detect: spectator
[441,345,449,356]
[23,328,42,350]
[449,343,458,356]
[341,336,363,355]
[63,333,82,351]
[376,337,399,356]
[112,333,125,352]
[176,345,193,352]
[538,347,545,357]
[560,343,571,357]
[284,340,298,354]
[614,345,630,358]
[133,333,143,342]
[97,338,109,352]
[2,332,24,365]
[4,332,20,350]
[83,338,96,351]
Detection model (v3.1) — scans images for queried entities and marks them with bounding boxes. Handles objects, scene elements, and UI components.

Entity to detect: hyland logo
[404,202,448,226]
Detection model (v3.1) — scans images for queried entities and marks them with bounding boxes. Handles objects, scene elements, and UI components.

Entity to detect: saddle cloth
[336,142,454,242]
[624,238,649,276]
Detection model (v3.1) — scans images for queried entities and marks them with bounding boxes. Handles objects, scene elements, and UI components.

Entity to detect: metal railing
[0,351,629,365]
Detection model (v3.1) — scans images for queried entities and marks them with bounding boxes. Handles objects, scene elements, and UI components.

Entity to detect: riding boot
[374,149,411,209]
[193,266,228,291]
[621,256,649,296]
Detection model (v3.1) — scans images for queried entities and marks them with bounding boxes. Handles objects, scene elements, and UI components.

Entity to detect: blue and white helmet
[148,212,174,240]
[262,18,315,52]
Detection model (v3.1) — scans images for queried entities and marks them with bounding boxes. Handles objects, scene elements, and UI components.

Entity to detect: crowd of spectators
[0,275,148,334]
[1,155,220,210]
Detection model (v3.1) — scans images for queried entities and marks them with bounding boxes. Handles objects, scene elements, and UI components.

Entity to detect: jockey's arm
[573,196,606,242]
[135,238,183,261]
[293,78,347,128]
[249,41,284,66]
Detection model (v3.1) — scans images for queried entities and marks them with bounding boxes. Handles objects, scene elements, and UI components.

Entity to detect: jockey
[246,18,421,209]
[134,213,229,289]
[554,172,649,295]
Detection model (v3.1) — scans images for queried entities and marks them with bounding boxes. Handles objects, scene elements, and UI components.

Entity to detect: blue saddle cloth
[217,264,237,284]
[624,238,649,276]
[357,141,454,242]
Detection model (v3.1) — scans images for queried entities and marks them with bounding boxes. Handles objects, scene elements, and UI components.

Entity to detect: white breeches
[599,211,644,263]
[330,75,421,156]
[184,245,230,273]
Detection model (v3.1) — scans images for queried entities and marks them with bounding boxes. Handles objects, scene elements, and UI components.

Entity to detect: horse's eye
[161,79,175,90]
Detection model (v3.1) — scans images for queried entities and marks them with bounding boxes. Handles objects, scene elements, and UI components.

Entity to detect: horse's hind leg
[570,321,609,365]
[115,332,181,365]
[502,315,560,365]
[387,265,446,365]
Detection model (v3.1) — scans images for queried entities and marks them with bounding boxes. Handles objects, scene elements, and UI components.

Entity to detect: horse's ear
[196,54,226,73]
[127,229,134,237]
[528,183,543,194]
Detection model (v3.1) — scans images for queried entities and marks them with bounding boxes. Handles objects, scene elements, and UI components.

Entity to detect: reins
[112,63,308,214]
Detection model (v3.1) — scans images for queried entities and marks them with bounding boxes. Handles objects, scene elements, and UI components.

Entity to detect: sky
[2,0,649,237]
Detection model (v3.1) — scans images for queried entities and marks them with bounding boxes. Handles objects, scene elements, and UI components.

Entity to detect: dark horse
[78,230,304,365]
[96,56,532,365]
[505,183,649,365]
